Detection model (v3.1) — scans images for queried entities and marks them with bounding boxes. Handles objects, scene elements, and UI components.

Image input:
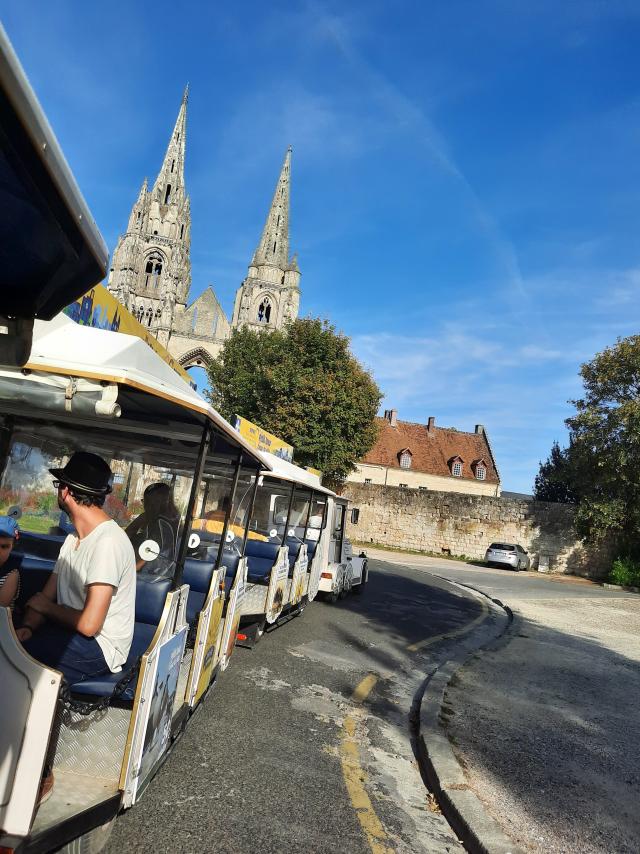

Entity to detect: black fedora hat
[49,452,113,496]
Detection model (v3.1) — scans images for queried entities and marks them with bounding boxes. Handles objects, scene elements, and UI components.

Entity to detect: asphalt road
[105,560,502,854]
[374,549,640,854]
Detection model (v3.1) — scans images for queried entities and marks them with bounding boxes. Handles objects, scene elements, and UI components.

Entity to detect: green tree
[206,318,382,487]
[563,335,640,552]
[533,441,576,503]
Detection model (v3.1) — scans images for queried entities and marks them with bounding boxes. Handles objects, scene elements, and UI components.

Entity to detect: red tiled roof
[361,418,500,483]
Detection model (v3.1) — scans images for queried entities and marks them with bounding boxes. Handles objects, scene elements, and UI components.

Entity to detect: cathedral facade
[107,89,300,370]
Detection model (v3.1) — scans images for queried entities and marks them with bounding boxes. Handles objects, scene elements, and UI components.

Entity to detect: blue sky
[3,1,640,492]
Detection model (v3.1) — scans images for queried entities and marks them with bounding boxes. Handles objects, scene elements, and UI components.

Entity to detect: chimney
[427,416,435,433]
[389,408,397,427]
[475,424,485,435]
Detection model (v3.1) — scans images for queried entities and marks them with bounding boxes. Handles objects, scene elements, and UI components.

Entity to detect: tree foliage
[566,335,640,551]
[535,335,640,553]
[533,441,576,503]
[206,318,382,487]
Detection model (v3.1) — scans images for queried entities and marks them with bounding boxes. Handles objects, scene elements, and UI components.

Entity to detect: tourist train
[0,27,366,854]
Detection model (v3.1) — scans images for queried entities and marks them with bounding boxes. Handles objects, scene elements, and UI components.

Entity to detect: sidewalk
[443,592,640,853]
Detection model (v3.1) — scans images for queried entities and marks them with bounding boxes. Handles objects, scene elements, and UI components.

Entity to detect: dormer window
[449,456,463,477]
[398,449,412,470]
[473,459,487,481]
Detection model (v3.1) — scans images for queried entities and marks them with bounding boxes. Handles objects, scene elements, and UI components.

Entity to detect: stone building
[346,409,501,497]
[107,89,300,370]
[231,146,301,332]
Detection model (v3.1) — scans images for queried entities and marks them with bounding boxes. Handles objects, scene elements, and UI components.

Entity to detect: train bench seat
[243,540,281,585]
[304,539,319,560]
[183,552,240,623]
[70,575,172,701]
[10,553,58,607]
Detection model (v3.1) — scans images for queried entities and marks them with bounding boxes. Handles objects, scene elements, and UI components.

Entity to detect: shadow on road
[338,559,483,650]
[444,606,640,854]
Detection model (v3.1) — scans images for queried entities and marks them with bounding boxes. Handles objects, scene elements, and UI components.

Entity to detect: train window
[0,420,196,579]
[190,462,259,561]
[308,495,327,533]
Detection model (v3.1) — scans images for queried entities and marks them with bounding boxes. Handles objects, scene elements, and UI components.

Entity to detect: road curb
[416,581,523,854]
[602,582,640,594]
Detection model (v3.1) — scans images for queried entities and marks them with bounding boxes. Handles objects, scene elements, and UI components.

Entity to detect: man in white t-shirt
[17,452,136,685]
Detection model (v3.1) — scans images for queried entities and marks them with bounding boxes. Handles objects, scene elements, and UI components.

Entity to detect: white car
[485,542,530,572]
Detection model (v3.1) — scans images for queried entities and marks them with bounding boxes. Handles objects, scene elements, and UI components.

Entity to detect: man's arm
[26,583,114,637]
[19,571,58,637]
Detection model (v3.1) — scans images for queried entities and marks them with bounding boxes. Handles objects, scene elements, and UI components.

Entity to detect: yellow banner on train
[233,415,294,462]
[63,285,195,387]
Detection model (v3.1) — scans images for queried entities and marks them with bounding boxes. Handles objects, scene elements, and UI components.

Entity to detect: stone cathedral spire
[231,147,300,332]
[107,88,192,348]
[153,84,188,205]
[252,146,291,269]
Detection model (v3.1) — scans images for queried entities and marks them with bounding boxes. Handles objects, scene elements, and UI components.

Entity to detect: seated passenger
[16,452,136,686]
[0,515,20,609]
[125,482,179,577]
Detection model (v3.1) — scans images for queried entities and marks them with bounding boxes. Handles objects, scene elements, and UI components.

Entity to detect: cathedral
[107,87,301,370]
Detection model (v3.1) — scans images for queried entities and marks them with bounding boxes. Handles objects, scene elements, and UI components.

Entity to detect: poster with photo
[137,626,187,789]
[265,549,289,623]
[289,546,308,606]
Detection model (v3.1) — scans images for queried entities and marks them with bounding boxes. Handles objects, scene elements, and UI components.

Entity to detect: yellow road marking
[339,596,490,850]
[340,674,394,854]
[406,599,488,652]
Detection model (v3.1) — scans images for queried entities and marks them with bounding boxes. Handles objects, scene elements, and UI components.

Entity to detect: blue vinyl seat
[244,557,274,584]
[10,554,57,606]
[183,553,239,623]
[183,557,215,625]
[15,531,65,562]
[285,539,303,575]
[305,539,319,559]
[70,575,171,700]
[243,540,281,585]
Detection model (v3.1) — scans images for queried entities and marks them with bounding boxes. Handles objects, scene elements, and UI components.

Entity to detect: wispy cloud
[350,255,640,492]
[304,2,529,303]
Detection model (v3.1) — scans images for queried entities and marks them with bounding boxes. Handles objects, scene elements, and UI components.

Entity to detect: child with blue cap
[0,515,20,609]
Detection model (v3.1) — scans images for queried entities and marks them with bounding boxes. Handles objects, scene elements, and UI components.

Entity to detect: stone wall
[343,484,613,580]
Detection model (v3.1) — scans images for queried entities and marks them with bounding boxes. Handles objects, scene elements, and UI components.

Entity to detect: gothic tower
[107,87,192,348]
[231,147,301,332]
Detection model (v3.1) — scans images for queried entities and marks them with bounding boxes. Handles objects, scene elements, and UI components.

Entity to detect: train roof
[261,451,335,496]
[0,314,271,470]
[0,24,108,319]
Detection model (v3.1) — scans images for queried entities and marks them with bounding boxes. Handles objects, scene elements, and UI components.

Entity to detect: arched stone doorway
[178,347,216,371]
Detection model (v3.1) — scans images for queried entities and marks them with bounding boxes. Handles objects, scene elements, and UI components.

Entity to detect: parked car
[485,542,530,571]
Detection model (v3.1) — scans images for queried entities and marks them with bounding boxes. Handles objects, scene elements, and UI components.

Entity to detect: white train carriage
[317,499,369,601]
[0,314,269,853]
[0,29,269,852]
[0,24,368,853]
[228,458,369,644]
[224,453,335,644]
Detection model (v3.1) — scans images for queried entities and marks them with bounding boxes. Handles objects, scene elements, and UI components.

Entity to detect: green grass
[19,514,55,534]
[351,539,482,565]
[608,556,640,588]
